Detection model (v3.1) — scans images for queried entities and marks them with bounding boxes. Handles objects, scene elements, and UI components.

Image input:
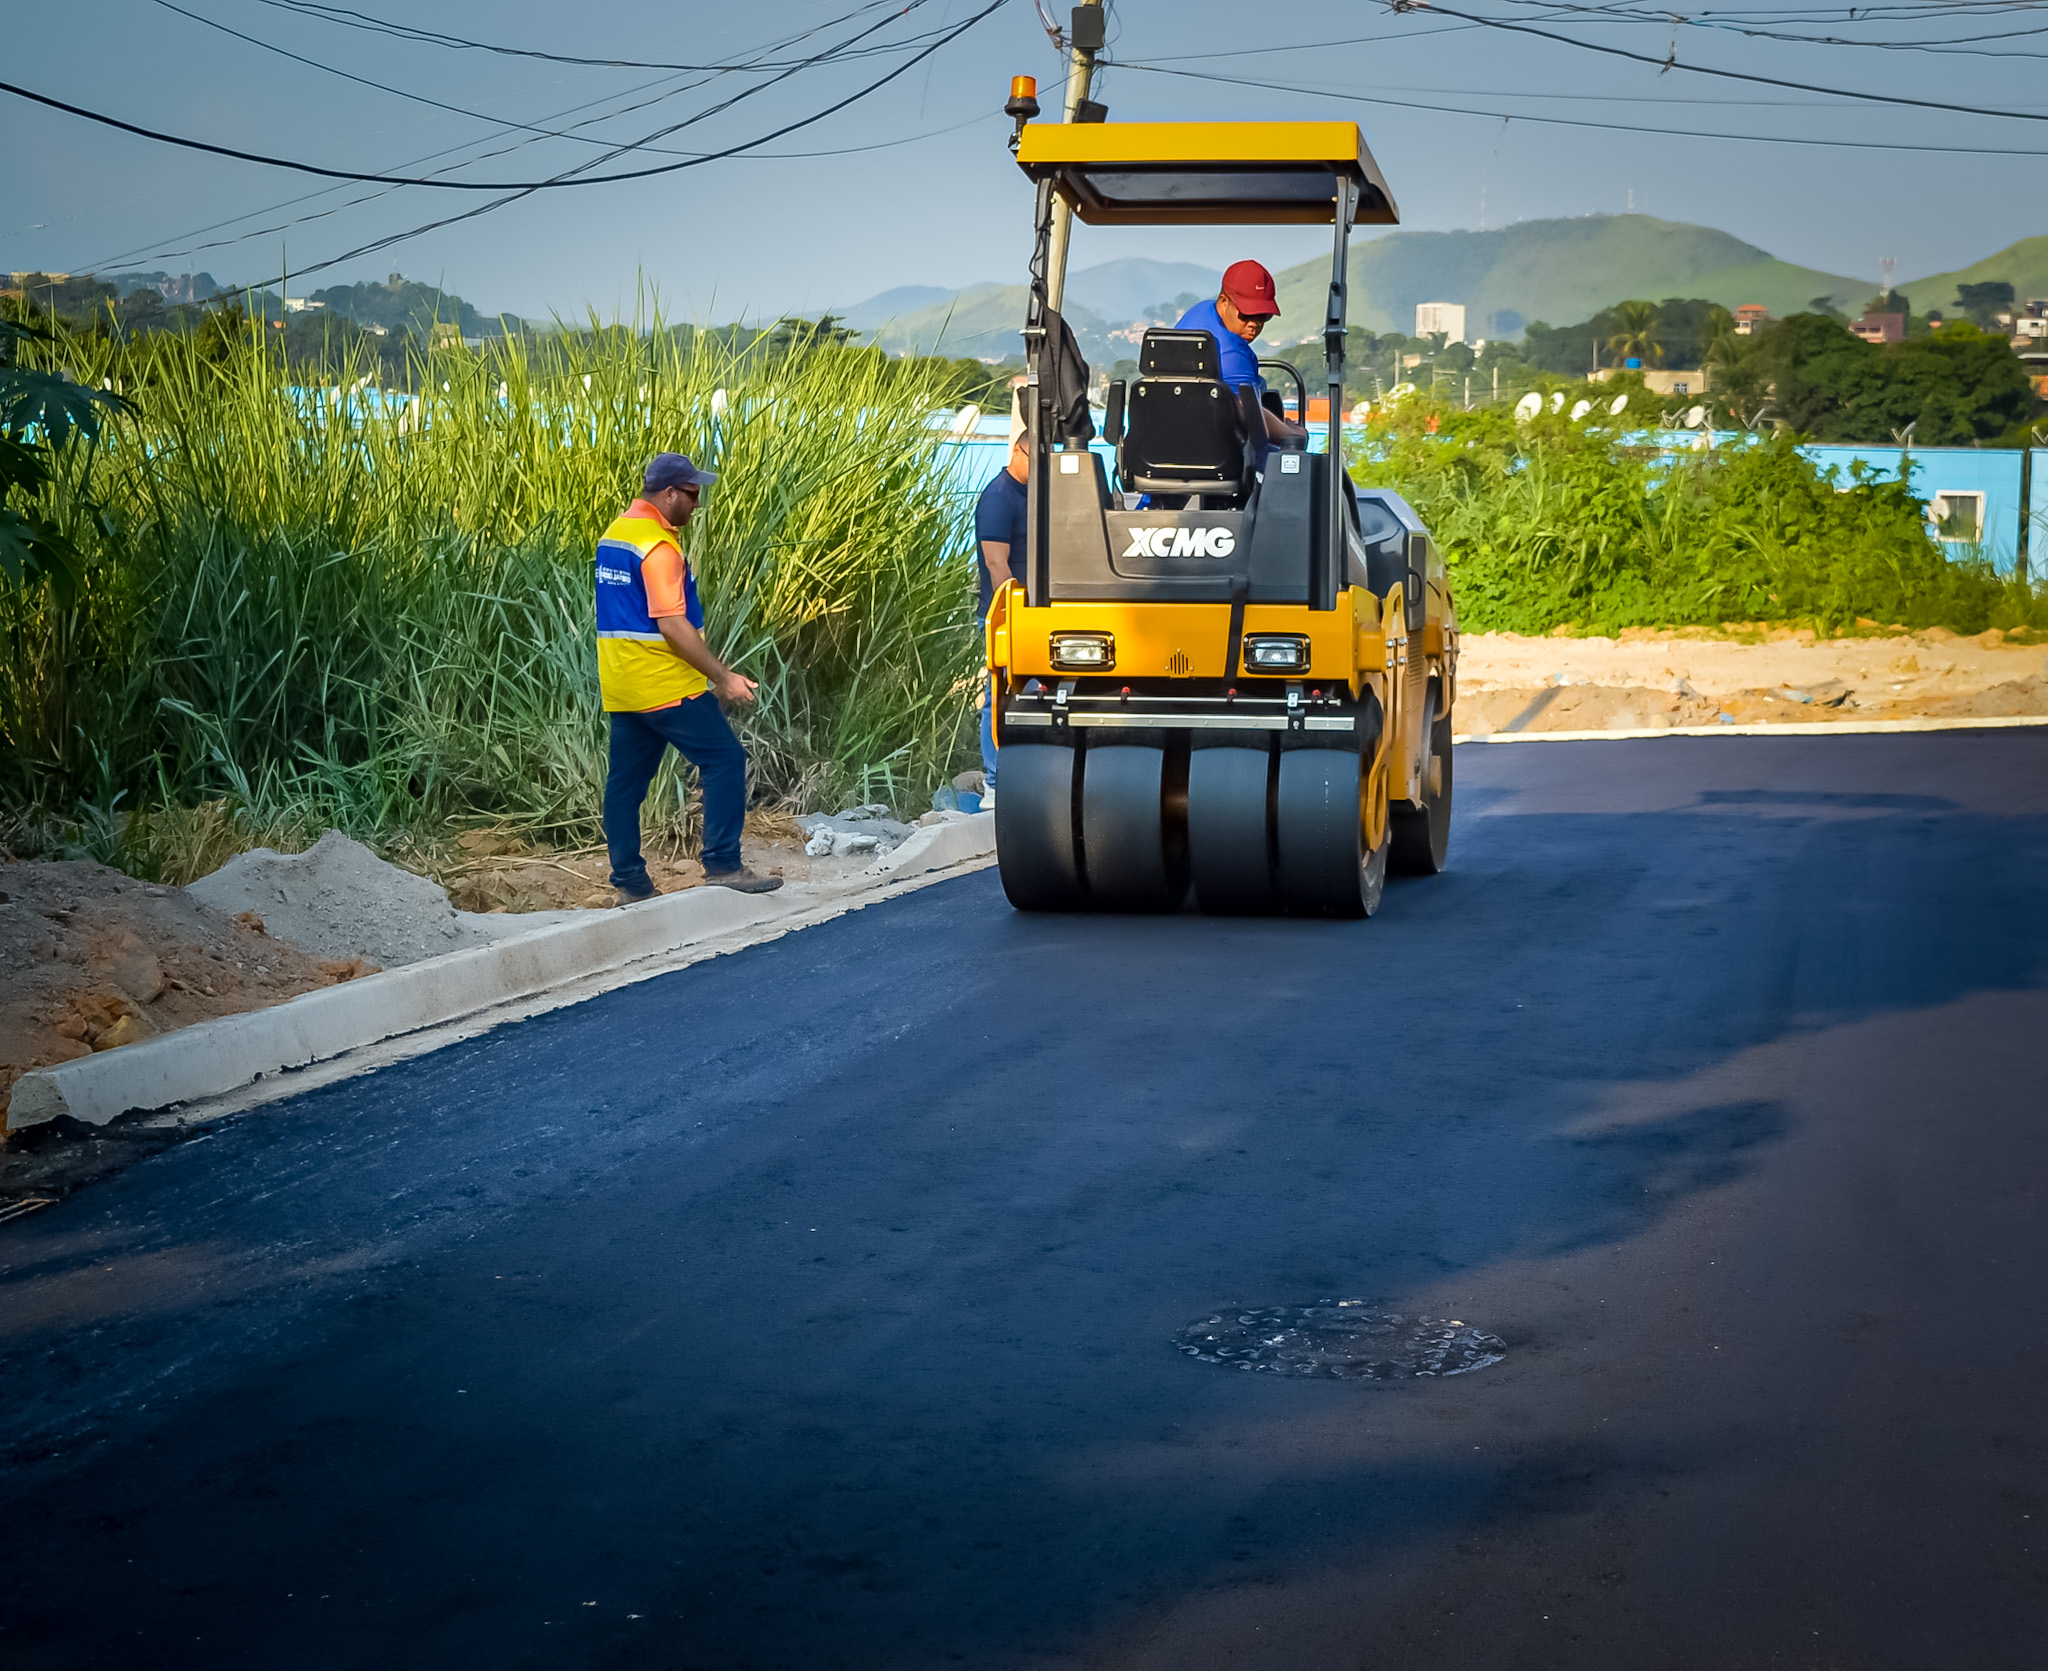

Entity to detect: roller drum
[1078,746,1184,910]
[1275,749,1376,917]
[1390,684,1453,876]
[1186,747,1280,914]
[996,745,1087,910]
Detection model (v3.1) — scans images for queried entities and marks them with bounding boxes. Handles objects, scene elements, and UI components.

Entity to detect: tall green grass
[1355,401,2047,635]
[1,316,981,851]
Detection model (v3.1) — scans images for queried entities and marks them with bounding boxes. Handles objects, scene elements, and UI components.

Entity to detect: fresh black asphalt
[3,732,2045,1670]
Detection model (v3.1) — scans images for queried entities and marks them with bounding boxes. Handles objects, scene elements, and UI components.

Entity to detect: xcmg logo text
[1121,526,1237,558]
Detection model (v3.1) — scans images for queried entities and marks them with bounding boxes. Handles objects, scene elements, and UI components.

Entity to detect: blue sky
[5,0,2043,320]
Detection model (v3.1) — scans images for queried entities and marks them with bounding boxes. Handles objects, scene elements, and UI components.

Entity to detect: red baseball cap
[1221,259,1280,318]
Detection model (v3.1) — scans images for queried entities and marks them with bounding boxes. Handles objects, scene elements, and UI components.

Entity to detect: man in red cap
[1174,260,1309,450]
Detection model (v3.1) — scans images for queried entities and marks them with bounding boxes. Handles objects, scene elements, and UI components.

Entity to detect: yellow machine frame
[989,115,1456,910]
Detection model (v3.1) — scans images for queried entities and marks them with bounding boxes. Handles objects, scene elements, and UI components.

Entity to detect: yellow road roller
[988,114,1458,915]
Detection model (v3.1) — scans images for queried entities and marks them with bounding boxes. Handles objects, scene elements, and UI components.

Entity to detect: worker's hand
[715,670,758,705]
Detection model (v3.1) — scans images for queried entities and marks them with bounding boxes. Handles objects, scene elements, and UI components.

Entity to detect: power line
[69,0,948,274]
[274,0,1009,282]
[245,0,927,74]
[0,0,988,189]
[1488,0,2048,56]
[1390,1,2048,120]
[146,0,705,150]
[1102,57,2048,156]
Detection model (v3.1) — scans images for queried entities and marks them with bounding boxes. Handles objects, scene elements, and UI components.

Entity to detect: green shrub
[1353,401,2046,635]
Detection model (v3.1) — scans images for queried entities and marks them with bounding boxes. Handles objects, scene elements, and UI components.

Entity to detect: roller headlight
[1243,634,1310,673]
[1050,632,1114,671]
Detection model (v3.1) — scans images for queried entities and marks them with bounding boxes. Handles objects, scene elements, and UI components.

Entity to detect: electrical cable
[1103,57,2048,155]
[144,0,716,150]
[1389,1,2048,120]
[1489,0,2048,56]
[0,0,979,188]
[58,0,979,274]
[243,0,929,74]
[269,0,1009,282]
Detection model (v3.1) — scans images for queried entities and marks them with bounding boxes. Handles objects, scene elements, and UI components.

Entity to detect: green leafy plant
[0,309,983,849]
[1353,399,2045,635]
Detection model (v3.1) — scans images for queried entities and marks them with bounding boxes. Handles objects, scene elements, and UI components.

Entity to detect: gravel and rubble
[798,804,918,858]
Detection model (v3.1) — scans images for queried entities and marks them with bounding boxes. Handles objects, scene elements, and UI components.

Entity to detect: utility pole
[1044,2,1106,315]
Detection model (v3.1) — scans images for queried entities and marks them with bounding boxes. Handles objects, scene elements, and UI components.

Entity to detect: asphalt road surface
[4,733,2045,1671]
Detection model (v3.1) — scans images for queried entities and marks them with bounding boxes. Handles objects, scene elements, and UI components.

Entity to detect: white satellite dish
[1609,394,1629,416]
[1684,404,1707,429]
[710,387,729,418]
[1549,391,1566,413]
[945,403,981,440]
[1569,399,1593,422]
[1514,391,1543,422]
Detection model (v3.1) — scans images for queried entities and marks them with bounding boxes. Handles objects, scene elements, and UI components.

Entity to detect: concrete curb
[8,813,997,1133]
[1455,714,2048,744]
[873,811,994,877]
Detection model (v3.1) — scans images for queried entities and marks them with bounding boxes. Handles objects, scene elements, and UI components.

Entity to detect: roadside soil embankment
[1457,626,2048,734]
[0,810,929,1141]
[0,859,374,1141]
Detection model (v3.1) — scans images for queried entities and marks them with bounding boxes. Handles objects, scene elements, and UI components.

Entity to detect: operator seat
[1117,329,1262,506]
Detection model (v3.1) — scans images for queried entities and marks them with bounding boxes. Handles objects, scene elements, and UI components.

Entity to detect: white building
[1415,302,1466,344]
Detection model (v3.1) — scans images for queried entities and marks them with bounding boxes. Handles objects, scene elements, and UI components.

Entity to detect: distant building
[1852,312,1905,345]
[1592,367,1711,396]
[1414,302,1466,344]
[1733,304,1771,336]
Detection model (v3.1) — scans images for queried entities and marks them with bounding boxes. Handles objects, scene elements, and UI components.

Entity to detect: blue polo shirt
[1174,297,1267,400]
[974,465,1028,616]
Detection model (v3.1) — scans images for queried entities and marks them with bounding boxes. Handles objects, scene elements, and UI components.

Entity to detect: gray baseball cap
[644,452,718,491]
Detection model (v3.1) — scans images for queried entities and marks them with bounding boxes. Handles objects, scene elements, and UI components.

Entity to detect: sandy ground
[1456,626,2048,735]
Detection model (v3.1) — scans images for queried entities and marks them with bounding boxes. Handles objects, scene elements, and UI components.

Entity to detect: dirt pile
[184,829,540,967]
[1456,628,2048,735]
[0,856,373,1128]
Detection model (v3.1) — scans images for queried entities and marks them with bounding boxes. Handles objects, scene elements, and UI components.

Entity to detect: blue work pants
[605,694,747,886]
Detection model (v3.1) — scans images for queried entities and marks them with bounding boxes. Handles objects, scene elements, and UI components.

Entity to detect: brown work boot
[703,865,783,894]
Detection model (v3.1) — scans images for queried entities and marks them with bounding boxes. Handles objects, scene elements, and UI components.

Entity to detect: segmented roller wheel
[995,745,1087,910]
[1275,748,1386,918]
[1389,683,1453,876]
[1079,746,1186,911]
[1186,747,1281,914]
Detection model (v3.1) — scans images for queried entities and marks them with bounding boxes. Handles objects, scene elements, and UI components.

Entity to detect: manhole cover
[1175,1302,1506,1380]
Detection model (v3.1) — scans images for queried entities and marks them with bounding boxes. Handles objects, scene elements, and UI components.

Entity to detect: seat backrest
[1120,329,1252,496]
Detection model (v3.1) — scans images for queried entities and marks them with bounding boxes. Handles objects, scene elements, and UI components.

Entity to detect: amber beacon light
[1005,74,1040,147]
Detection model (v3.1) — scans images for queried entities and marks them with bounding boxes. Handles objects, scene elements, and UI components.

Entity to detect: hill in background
[844,258,1217,361]
[1268,214,1863,340]
[309,274,524,339]
[1898,236,2048,316]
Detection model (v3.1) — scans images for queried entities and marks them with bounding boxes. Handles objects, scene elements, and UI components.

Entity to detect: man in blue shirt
[972,411,1030,803]
[1175,259,1309,452]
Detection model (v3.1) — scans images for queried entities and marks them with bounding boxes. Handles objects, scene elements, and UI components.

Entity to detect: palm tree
[1605,300,1663,366]
[1701,305,1741,371]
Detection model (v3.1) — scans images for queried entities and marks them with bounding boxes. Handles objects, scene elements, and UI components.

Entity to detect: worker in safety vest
[596,453,781,902]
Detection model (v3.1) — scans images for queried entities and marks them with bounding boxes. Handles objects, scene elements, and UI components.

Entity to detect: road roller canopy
[1013,121,1398,227]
